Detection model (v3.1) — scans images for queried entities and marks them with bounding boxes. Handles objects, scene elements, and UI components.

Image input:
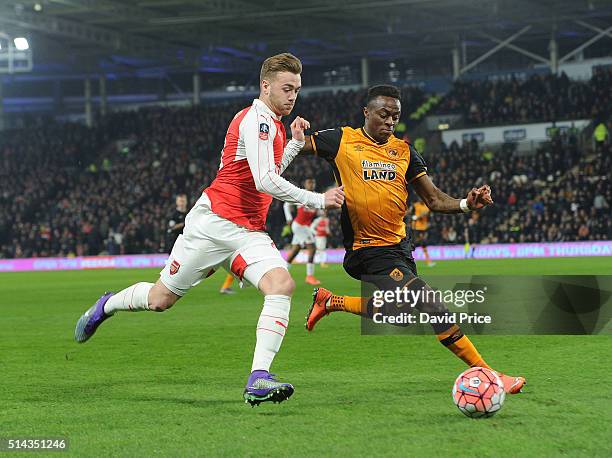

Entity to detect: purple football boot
[74,292,114,343]
[243,370,294,406]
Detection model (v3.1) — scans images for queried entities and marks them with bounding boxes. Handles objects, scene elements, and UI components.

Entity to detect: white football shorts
[160,194,286,296]
[290,221,316,246]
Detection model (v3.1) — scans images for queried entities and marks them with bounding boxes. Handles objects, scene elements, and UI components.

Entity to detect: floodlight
[14,37,29,50]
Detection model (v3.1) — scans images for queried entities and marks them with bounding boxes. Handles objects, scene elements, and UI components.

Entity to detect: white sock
[306,262,315,276]
[251,295,290,372]
[104,282,153,314]
[319,251,327,264]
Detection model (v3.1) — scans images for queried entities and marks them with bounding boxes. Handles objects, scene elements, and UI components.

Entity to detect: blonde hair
[260,53,302,82]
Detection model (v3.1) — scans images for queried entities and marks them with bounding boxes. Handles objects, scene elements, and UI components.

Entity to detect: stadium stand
[423,134,611,246]
[435,67,612,126]
[0,79,609,258]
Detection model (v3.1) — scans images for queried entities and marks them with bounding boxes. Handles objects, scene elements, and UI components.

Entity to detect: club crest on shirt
[170,259,180,275]
[259,123,270,140]
[387,149,398,158]
[389,268,404,282]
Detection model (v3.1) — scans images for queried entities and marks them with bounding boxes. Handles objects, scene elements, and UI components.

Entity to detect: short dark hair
[366,85,401,105]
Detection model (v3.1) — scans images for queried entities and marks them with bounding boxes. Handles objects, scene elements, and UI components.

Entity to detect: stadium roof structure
[1,0,612,79]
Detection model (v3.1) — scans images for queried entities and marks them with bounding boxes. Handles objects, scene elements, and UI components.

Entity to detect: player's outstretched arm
[412,175,493,214]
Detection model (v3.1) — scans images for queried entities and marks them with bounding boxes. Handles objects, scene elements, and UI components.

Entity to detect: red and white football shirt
[204,99,323,231]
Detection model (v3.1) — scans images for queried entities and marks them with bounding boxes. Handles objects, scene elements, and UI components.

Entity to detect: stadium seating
[424,135,610,246]
[435,67,612,126]
[0,82,609,259]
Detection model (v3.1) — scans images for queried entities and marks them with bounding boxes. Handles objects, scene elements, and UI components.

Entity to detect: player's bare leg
[316,235,328,268]
[244,267,296,406]
[74,279,179,342]
[422,246,435,267]
[304,243,320,285]
[285,245,301,265]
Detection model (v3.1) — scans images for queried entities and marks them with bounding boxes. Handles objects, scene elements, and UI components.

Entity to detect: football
[452,367,506,418]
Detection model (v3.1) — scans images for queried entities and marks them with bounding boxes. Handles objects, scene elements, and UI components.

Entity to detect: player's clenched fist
[290,116,310,142]
[466,184,494,210]
[324,186,345,209]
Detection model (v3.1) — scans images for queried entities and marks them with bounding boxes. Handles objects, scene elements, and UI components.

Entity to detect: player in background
[313,210,330,267]
[409,197,435,267]
[166,193,188,254]
[301,85,525,394]
[463,212,479,259]
[219,273,237,294]
[283,177,321,285]
[74,53,345,406]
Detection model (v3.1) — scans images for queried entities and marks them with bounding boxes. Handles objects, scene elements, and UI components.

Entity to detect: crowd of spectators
[0,122,103,258]
[0,102,249,258]
[436,67,612,126]
[0,83,609,259]
[422,133,610,246]
[0,86,426,258]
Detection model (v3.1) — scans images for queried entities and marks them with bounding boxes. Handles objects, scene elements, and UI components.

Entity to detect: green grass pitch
[1,257,611,456]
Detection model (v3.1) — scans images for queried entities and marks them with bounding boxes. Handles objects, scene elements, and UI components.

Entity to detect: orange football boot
[305,275,321,285]
[496,372,526,394]
[305,287,332,331]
